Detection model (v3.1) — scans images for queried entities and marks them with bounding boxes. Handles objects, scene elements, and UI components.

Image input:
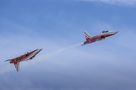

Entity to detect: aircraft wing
[14,62,20,72]
[29,49,42,60]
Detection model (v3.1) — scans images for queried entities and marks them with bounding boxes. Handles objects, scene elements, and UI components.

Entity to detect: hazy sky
[0,0,136,90]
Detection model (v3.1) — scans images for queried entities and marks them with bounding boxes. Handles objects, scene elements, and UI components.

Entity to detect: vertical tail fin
[14,62,20,72]
[81,32,92,46]
[84,32,92,39]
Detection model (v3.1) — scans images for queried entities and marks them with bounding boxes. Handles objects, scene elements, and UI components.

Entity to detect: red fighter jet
[82,31,118,45]
[5,49,42,72]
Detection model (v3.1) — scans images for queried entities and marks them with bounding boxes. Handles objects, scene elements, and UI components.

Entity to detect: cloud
[1,6,136,89]
[1,26,136,90]
[77,0,136,6]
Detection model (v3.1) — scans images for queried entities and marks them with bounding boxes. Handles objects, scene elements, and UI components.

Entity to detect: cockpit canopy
[102,30,109,33]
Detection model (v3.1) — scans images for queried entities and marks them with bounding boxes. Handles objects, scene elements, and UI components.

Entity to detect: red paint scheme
[82,31,118,45]
[6,49,42,72]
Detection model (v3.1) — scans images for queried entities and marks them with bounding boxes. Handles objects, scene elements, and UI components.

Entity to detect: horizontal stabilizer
[5,59,12,62]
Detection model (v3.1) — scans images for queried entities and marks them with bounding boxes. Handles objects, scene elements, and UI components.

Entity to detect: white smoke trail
[45,43,81,59]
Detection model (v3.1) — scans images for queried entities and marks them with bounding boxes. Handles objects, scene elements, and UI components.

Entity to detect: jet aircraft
[5,49,42,72]
[82,31,118,45]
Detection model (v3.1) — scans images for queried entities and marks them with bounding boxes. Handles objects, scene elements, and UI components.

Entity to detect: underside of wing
[14,62,20,72]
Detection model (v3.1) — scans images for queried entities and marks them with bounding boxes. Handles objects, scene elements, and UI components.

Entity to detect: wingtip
[16,70,19,72]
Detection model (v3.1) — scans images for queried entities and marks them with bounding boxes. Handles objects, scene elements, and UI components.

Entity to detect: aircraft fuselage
[83,32,118,45]
[10,49,42,64]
